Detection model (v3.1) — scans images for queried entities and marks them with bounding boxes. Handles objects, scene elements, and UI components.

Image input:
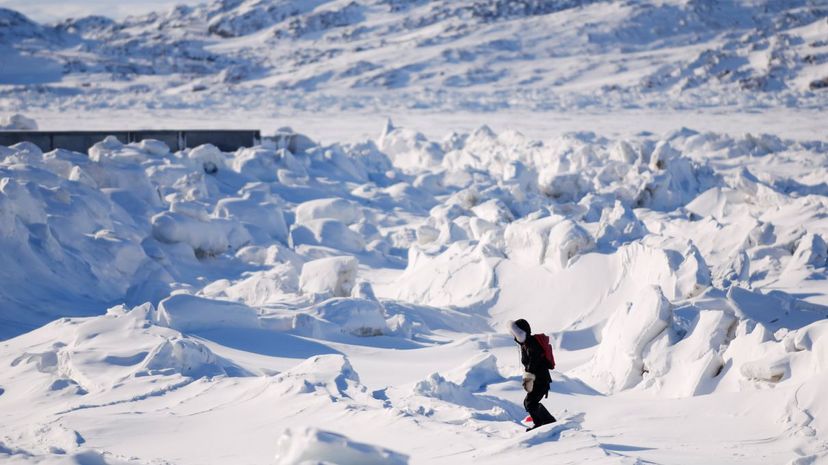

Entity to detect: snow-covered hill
[1,0,828,113]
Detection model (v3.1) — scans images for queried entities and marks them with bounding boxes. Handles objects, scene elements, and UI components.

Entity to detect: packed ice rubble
[0,134,386,339]
[4,122,828,387]
[3,121,828,463]
[375,124,828,400]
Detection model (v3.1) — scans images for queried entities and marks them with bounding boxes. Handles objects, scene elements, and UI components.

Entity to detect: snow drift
[3,116,828,464]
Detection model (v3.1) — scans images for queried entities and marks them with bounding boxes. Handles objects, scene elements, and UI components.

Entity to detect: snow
[1,1,827,119]
[2,1,828,464]
[0,113,37,130]
[587,285,673,393]
[155,293,260,332]
[299,256,359,299]
[4,116,828,463]
[311,297,388,337]
[447,353,505,392]
[295,198,363,226]
[274,427,408,465]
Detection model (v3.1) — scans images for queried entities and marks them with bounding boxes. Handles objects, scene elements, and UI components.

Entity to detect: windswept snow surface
[2,119,828,464]
[1,0,828,120]
[3,1,828,464]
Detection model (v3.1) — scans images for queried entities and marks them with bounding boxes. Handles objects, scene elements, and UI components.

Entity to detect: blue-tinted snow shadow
[326,333,426,350]
[727,287,828,331]
[499,374,603,397]
[528,371,605,397]
[548,377,603,396]
[193,327,341,359]
[554,326,599,351]
[600,443,656,452]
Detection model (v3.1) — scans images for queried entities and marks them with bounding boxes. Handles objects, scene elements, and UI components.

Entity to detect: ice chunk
[151,211,251,257]
[235,243,304,270]
[291,199,365,250]
[274,427,408,465]
[290,218,365,253]
[233,146,307,181]
[504,215,563,265]
[272,127,317,154]
[596,201,647,247]
[538,172,588,202]
[413,373,493,410]
[545,219,594,270]
[609,140,639,164]
[447,353,504,392]
[137,139,170,157]
[590,285,672,392]
[156,294,260,332]
[674,243,711,299]
[312,297,388,336]
[740,357,788,383]
[188,143,225,174]
[648,140,680,171]
[395,242,497,308]
[295,198,363,225]
[471,198,514,224]
[88,135,125,162]
[379,120,443,172]
[351,281,377,300]
[299,256,358,298]
[786,233,827,271]
[638,143,706,211]
[643,309,735,397]
[0,113,37,130]
[208,263,300,306]
[215,195,288,243]
[141,337,243,378]
[275,354,362,397]
[170,200,210,221]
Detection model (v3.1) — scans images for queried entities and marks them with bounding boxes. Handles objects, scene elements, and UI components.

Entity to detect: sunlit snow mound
[0,302,249,405]
[274,427,408,465]
[0,113,37,130]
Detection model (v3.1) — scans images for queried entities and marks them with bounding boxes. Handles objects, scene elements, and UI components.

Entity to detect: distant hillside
[1,0,827,112]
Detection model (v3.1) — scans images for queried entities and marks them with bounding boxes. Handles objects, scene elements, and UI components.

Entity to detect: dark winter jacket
[510,319,551,389]
[520,335,552,387]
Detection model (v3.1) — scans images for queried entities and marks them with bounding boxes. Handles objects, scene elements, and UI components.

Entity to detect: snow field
[2,2,828,114]
[1,117,828,464]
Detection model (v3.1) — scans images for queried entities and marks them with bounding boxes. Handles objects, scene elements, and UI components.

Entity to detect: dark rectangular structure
[0,130,261,153]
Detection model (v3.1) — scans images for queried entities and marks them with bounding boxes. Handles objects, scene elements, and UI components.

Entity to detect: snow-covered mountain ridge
[1,0,828,113]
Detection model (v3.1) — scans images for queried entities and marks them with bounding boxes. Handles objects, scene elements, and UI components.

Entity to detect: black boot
[527,404,556,430]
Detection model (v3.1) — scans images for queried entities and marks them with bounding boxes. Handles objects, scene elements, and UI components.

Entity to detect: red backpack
[534,334,556,370]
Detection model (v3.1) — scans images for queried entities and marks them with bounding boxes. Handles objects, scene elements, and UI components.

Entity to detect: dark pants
[524,382,555,426]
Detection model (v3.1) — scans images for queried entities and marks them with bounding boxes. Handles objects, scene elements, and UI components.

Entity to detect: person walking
[509,318,556,431]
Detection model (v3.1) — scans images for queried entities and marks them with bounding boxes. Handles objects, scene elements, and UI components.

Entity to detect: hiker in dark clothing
[510,318,556,431]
